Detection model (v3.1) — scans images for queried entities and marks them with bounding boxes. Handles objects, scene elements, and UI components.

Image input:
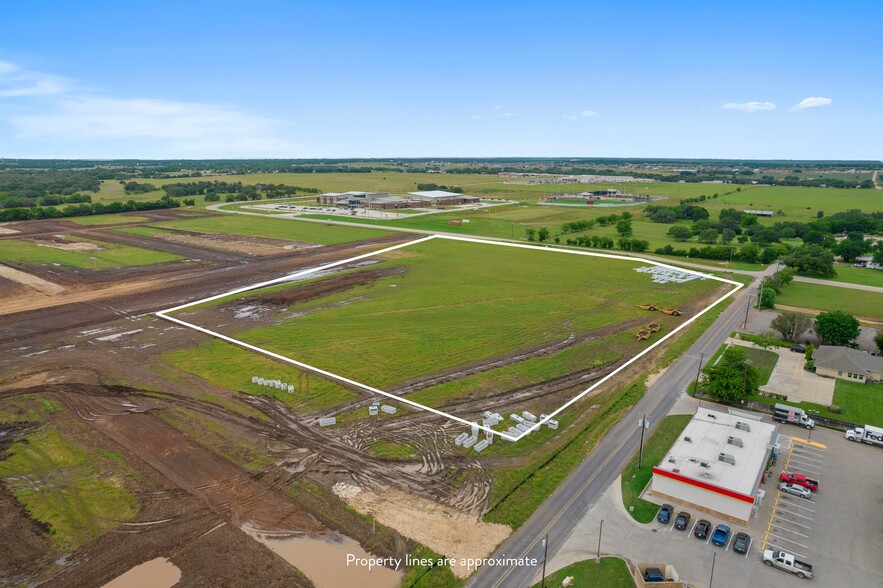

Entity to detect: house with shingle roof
[814,345,883,383]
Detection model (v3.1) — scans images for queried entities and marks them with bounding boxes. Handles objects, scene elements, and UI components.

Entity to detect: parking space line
[777,498,815,513]
[774,506,813,520]
[764,532,808,550]
[792,445,826,456]
[787,453,824,465]
[770,523,810,538]
[744,536,753,559]
[688,520,698,537]
[773,512,812,527]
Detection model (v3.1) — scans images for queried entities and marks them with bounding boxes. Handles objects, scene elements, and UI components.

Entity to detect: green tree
[698,228,719,244]
[526,228,536,241]
[650,209,678,223]
[815,311,861,345]
[835,239,865,262]
[702,347,760,402]
[758,287,776,309]
[875,332,883,355]
[783,244,836,276]
[738,243,761,263]
[721,228,736,243]
[537,227,550,242]
[616,219,633,237]
[770,311,813,342]
[667,225,691,241]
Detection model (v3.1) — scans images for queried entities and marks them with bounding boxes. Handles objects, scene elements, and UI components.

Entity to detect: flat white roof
[655,409,777,497]
[408,190,468,199]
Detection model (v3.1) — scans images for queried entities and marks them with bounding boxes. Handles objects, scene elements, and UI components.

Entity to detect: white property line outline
[156,234,742,442]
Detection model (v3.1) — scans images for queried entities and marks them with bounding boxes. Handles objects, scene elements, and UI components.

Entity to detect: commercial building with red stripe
[650,408,778,524]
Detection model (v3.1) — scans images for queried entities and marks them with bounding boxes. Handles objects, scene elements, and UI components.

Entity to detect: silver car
[778,482,811,498]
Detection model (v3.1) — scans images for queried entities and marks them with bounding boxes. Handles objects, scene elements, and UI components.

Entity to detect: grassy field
[68,214,153,226]
[811,265,883,288]
[163,340,359,413]
[0,237,182,268]
[0,398,139,550]
[196,238,720,392]
[745,347,779,386]
[531,558,634,588]
[833,380,883,427]
[145,213,395,245]
[775,282,883,322]
[621,414,693,523]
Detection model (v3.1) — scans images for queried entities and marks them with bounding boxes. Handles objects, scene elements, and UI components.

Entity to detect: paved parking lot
[546,414,883,587]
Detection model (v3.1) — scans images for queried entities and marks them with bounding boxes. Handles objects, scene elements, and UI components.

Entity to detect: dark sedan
[733,532,751,554]
[694,519,711,539]
[674,511,691,531]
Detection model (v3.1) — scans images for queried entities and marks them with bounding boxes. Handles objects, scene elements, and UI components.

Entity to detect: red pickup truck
[779,472,819,492]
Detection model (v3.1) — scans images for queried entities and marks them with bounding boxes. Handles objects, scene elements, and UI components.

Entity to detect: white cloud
[721,101,776,112]
[791,96,832,111]
[493,105,502,110]
[501,112,514,117]
[472,114,482,119]
[564,109,598,120]
[1,59,297,155]
[0,59,66,97]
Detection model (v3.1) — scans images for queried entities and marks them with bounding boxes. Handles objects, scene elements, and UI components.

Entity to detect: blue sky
[1,1,880,160]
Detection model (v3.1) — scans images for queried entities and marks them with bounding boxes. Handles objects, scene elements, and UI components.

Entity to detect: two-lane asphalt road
[468,268,773,588]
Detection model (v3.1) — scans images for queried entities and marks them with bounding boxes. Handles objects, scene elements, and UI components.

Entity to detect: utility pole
[694,352,705,395]
[743,296,752,329]
[541,534,548,588]
[758,278,766,311]
[639,414,648,468]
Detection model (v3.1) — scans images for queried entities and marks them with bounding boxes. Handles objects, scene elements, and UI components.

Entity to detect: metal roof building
[650,409,778,524]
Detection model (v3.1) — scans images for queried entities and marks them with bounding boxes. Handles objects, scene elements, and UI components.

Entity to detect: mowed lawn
[776,282,883,322]
[0,237,182,268]
[811,265,883,288]
[149,214,395,245]
[834,380,883,428]
[193,238,723,390]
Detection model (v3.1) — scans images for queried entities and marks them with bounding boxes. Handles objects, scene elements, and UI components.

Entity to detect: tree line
[0,196,182,222]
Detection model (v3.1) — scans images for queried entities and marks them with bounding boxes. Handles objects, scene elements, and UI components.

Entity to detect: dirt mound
[154,231,315,256]
[347,488,510,578]
[234,265,405,308]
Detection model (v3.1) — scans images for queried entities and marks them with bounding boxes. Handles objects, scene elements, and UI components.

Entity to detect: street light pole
[694,352,705,395]
[709,551,717,588]
[541,534,548,588]
[596,520,604,563]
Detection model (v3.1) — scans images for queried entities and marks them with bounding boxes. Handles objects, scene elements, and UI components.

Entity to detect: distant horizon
[1,156,881,165]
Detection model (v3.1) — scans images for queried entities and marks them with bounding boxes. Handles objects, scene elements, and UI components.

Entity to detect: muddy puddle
[248,530,402,588]
[100,557,181,588]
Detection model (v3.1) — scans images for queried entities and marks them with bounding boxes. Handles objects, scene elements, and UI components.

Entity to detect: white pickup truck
[762,549,813,579]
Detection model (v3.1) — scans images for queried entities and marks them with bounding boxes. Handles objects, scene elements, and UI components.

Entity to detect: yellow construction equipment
[635,328,652,340]
[661,308,682,316]
[636,303,658,311]
[647,321,661,332]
